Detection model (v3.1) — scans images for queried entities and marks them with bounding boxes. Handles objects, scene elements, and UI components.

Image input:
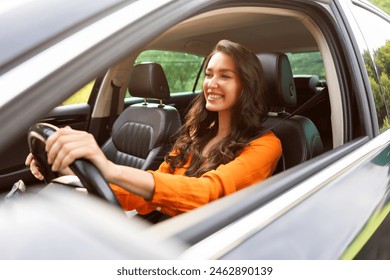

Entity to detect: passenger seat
[292,75,332,151]
[257,53,324,174]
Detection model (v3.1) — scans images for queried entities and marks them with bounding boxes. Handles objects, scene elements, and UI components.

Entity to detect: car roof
[148,6,320,56]
[0,0,129,74]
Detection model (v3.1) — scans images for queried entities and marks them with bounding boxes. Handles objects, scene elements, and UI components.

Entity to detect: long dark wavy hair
[166,39,269,177]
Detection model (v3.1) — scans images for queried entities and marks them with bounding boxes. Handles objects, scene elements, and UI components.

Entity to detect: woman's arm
[147,131,282,215]
[45,126,156,200]
[28,127,281,217]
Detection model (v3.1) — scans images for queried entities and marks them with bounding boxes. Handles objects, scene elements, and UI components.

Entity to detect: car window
[62,81,94,106]
[130,50,204,96]
[352,4,390,132]
[287,52,326,80]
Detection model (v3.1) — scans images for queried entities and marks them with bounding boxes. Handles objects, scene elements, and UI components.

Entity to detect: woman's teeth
[208,94,223,99]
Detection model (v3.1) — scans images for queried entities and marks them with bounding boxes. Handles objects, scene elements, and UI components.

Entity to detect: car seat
[257,53,324,174]
[101,63,181,171]
[292,75,332,151]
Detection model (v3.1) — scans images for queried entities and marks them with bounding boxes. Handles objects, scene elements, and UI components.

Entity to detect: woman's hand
[26,126,155,200]
[26,126,109,180]
[45,126,109,175]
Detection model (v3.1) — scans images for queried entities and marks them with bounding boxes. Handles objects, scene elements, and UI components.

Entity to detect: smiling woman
[203,52,242,116]
[164,40,278,178]
[26,39,282,220]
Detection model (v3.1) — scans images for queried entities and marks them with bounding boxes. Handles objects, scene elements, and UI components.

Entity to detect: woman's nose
[208,76,218,88]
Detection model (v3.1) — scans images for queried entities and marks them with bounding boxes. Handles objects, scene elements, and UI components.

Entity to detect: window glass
[287,51,326,80]
[132,50,204,95]
[352,5,390,132]
[62,81,94,106]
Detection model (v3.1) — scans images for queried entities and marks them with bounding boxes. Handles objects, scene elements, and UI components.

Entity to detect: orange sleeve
[109,159,174,214]
[148,131,282,216]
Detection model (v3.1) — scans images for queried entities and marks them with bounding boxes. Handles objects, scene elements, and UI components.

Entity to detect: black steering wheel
[27,123,120,207]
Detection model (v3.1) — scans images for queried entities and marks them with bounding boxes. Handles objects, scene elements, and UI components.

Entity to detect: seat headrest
[128,63,170,99]
[294,75,320,93]
[257,53,296,107]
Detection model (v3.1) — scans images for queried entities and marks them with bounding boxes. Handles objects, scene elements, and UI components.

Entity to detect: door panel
[221,137,390,260]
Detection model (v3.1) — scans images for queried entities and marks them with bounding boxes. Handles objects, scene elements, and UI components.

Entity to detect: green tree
[369,0,390,15]
[374,42,390,77]
[363,40,390,132]
[373,42,390,118]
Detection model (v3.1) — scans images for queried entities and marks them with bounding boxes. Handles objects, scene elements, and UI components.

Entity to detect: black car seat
[101,63,181,171]
[292,75,320,107]
[292,75,332,151]
[257,53,324,174]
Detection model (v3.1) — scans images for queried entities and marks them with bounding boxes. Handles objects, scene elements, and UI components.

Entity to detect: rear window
[287,51,326,80]
[133,50,204,94]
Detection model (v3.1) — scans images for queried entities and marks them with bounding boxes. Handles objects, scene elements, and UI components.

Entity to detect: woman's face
[203,51,242,115]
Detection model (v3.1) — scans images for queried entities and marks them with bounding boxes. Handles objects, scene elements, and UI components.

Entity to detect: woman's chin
[205,102,220,112]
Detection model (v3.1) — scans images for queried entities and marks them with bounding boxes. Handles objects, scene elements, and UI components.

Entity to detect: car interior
[92,6,341,172]
[1,4,361,220]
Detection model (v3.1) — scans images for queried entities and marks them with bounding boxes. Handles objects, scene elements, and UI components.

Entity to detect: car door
[0,81,98,192]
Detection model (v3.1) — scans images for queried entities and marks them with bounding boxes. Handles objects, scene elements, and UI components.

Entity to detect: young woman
[26,39,282,217]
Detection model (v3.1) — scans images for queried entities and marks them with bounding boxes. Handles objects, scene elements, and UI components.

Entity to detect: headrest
[294,75,320,93]
[128,63,170,99]
[257,53,296,107]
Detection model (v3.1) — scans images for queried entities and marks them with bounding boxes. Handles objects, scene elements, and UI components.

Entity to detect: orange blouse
[110,131,282,217]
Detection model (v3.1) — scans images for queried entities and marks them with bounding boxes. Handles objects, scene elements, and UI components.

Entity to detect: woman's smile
[207,93,224,100]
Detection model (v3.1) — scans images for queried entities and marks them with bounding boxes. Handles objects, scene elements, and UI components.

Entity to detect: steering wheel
[27,123,120,207]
